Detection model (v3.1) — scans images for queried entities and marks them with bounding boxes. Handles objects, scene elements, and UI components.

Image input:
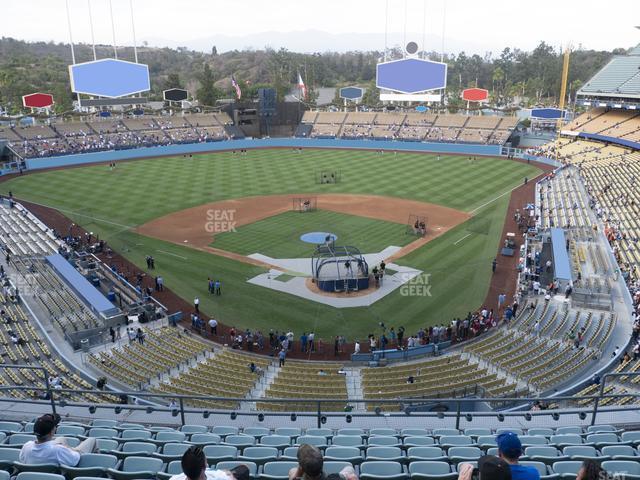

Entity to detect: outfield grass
[0,149,540,339]
[212,210,412,258]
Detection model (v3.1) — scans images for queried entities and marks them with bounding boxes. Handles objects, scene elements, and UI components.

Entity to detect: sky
[2,0,639,54]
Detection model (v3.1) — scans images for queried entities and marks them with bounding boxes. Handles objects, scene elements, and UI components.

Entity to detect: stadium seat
[554,427,583,436]
[180,425,207,435]
[119,430,152,442]
[476,436,498,449]
[215,461,258,479]
[587,426,617,434]
[563,446,603,462]
[223,435,255,448]
[259,436,291,450]
[238,447,278,466]
[260,461,298,480]
[189,434,222,446]
[95,440,119,453]
[447,447,482,464]
[403,437,436,448]
[114,442,157,460]
[401,429,430,438]
[520,436,549,446]
[60,438,81,449]
[324,446,363,465]
[157,460,182,480]
[0,422,23,434]
[496,429,524,436]
[621,431,640,445]
[368,436,401,447]
[371,429,398,437]
[585,433,622,448]
[323,461,352,476]
[152,442,191,462]
[602,461,640,479]
[0,447,20,471]
[153,432,186,446]
[438,436,473,449]
[408,461,457,480]
[331,436,365,449]
[106,456,163,480]
[550,435,583,448]
[274,429,301,439]
[0,471,9,480]
[601,445,639,461]
[86,429,117,440]
[337,429,365,437]
[15,473,65,480]
[552,460,583,479]
[91,421,117,429]
[528,429,554,437]
[280,447,299,461]
[526,446,568,465]
[406,447,448,462]
[12,462,60,475]
[60,453,118,479]
[115,425,144,432]
[463,429,492,438]
[212,427,239,437]
[294,436,326,448]
[360,461,407,480]
[432,430,459,437]
[365,446,405,463]
[520,461,559,480]
[306,428,333,438]
[6,434,36,447]
[243,428,270,439]
[202,445,238,465]
[56,426,86,437]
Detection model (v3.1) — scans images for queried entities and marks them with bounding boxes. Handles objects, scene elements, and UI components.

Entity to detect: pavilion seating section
[302,111,517,144]
[2,422,639,480]
[0,202,59,257]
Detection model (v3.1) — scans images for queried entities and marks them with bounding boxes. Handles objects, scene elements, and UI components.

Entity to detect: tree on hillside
[197,63,221,106]
[165,73,182,89]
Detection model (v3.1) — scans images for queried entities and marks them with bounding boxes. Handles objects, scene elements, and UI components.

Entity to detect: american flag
[297,72,307,100]
[231,75,242,100]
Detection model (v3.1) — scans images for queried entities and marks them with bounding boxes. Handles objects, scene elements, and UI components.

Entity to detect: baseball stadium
[0,1,640,479]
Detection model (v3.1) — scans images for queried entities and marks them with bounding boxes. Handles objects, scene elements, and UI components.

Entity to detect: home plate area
[246,246,423,308]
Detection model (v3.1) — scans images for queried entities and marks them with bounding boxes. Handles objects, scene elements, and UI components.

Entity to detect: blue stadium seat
[56,426,86,437]
[95,439,119,454]
[189,434,222,446]
[238,447,279,466]
[331,436,365,449]
[212,427,239,437]
[106,456,164,480]
[432,429,460,437]
[360,461,407,480]
[91,421,117,429]
[324,446,363,465]
[60,453,118,479]
[215,461,258,479]
[476,436,498,449]
[601,445,639,461]
[180,425,207,435]
[463,429,492,438]
[260,461,298,480]
[368,436,401,448]
[554,427,583,436]
[621,431,640,445]
[86,429,117,440]
[259,435,291,450]
[408,461,456,480]
[438,436,473,449]
[401,429,430,438]
[365,446,405,463]
[550,435,583,448]
[403,437,436,448]
[274,429,301,439]
[15,473,65,480]
[223,435,255,448]
[371,429,398,437]
[306,428,333,438]
[280,447,299,461]
[552,460,583,479]
[6,434,36,447]
[119,430,152,442]
[323,461,352,476]
[526,446,568,465]
[152,442,191,462]
[602,460,640,480]
[563,446,603,462]
[520,436,549,446]
[0,422,23,434]
[496,429,524,436]
[587,426,617,434]
[243,428,270,439]
[406,447,447,462]
[202,445,238,465]
[12,462,60,475]
[0,447,20,471]
[337,429,365,437]
[152,432,186,446]
[447,447,482,464]
[294,436,327,448]
[585,433,622,448]
[114,441,157,460]
[528,429,555,437]
[0,471,9,480]
[157,460,182,480]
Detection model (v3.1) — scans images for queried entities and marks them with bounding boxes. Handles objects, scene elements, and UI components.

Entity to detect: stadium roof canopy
[577,43,640,100]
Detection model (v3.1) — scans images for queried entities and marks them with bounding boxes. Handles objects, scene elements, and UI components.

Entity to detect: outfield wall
[23,138,502,170]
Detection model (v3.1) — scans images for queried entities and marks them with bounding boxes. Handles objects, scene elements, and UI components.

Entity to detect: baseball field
[0,149,540,339]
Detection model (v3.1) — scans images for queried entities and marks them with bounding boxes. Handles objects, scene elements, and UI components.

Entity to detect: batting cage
[406,214,428,236]
[312,243,369,292]
[292,197,317,213]
[315,170,341,184]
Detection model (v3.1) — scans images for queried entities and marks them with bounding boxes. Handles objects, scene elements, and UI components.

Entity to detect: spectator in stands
[496,432,540,480]
[169,445,238,480]
[576,459,605,480]
[459,455,512,480]
[209,317,218,335]
[288,444,324,480]
[19,413,97,466]
[278,348,286,367]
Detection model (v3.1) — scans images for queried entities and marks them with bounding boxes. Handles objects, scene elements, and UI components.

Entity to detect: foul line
[22,200,135,229]
[469,173,547,215]
[453,233,471,245]
[156,249,188,260]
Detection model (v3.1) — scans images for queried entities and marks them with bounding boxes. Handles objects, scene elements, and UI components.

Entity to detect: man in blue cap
[496,432,540,480]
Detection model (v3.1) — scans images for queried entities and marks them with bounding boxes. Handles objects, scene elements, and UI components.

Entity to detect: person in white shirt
[19,414,96,466]
[354,341,360,354]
